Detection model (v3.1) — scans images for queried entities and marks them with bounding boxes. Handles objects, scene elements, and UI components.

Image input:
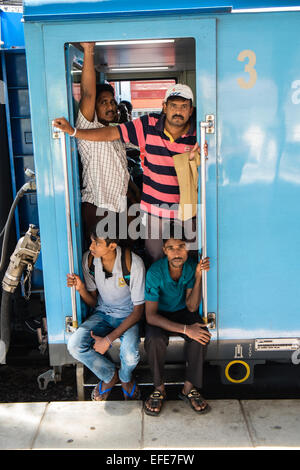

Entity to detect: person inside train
[53,83,207,261]
[119,100,133,121]
[66,219,145,401]
[143,222,211,416]
[117,102,130,123]
[75,42,130,242]
[117,101,143,202]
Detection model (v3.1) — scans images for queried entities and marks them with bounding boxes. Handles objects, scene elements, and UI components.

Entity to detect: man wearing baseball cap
[164,83,194,102]
[53,82,205,261]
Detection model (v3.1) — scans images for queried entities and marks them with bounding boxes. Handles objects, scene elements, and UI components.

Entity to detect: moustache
[172,114,184,120]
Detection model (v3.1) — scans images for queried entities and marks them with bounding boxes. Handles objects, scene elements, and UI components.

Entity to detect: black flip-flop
[144,390,165,416]
[178,388,211,414]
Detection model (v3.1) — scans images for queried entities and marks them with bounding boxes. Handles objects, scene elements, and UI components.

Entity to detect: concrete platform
[0,399,300,450]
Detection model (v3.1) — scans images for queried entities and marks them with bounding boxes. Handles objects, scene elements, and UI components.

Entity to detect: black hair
[95,83,115,102]
[119,100,133,113]
[90,228,120,247]
[118,103,129,123]
[162,221,187,245]
[90,213,128,247]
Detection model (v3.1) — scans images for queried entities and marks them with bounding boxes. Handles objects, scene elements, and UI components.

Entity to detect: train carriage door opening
[24,15,217,363]
[65,20,217,335]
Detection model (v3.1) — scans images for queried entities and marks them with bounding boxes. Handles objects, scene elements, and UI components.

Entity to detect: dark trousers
[144,309,208,389]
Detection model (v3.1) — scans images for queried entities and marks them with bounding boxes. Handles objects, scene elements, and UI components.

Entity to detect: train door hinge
[204,114,215,134]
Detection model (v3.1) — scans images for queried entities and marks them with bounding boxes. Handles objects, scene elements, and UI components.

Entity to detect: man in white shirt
[67,227,145,401]
[77,42,129,241]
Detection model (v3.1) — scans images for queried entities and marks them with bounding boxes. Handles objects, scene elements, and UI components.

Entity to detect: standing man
[53,83,206,259]
[75,42,129,241]
[143,223,211,416]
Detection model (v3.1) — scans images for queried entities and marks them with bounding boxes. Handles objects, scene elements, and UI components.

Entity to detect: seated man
[67,226,145,401]
[144,223,211,416]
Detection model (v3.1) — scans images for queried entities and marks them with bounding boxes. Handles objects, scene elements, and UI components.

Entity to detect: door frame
[24,14,217,348]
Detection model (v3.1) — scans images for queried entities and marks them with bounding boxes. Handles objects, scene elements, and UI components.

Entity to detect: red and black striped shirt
[118,113,196,218]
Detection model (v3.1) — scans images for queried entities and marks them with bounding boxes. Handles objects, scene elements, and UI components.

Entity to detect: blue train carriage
[19,0,300,390]
[0,4,45,366]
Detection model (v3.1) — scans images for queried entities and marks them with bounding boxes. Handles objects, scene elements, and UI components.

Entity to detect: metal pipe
[59,131,78,330]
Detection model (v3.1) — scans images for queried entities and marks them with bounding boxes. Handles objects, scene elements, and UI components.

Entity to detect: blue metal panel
[217,12,300,339]
[1,49,43,289]
[0,11,24,48]
[22,0,300,23]
[23,23,85,348]
[22,0,300,22]
[23,0,231,22]
[1,51,19,232]
[8,88,30,117]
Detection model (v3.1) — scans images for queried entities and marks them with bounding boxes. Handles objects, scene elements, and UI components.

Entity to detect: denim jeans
[67,310,140,383]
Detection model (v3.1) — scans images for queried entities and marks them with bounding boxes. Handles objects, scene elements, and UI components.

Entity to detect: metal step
[76,363,186,400]
[75,336,187,400]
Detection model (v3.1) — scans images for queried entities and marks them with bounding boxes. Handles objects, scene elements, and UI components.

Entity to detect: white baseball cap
[164,84,194,103]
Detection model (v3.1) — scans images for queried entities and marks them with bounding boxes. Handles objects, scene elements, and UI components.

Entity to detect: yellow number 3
[237,50,257,89]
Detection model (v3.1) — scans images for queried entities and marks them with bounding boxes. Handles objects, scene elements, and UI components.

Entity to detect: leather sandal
[144,390,166,416]
[178,388,210,414]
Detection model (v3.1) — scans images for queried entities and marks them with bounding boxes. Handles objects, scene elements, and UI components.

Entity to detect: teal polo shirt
[145,256,197,312]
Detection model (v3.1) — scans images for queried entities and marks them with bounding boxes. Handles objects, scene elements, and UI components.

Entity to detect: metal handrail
[56,128,78,330]
[200,116,214,325]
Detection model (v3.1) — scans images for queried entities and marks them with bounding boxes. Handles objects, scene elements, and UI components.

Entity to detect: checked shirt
[76,110,129,212]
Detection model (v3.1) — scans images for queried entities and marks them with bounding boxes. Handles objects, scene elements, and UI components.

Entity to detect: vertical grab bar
[57,129,78,330]
[200,115,214,325]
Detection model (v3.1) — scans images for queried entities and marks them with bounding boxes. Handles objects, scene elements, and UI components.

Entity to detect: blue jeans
[67,310,140,383]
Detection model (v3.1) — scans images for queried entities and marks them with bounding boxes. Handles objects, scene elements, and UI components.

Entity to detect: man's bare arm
[66,273,97,308]
[52,117,121,141]
[146,300,186,334]
[91,304,144,355]
[186,257,210,312]
[79,42,96,122]
[146,300,211,345]
[106,304,144,343]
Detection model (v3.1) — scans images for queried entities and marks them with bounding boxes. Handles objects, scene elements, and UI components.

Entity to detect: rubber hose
[0,188,25,272]
[0,290,12,364]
